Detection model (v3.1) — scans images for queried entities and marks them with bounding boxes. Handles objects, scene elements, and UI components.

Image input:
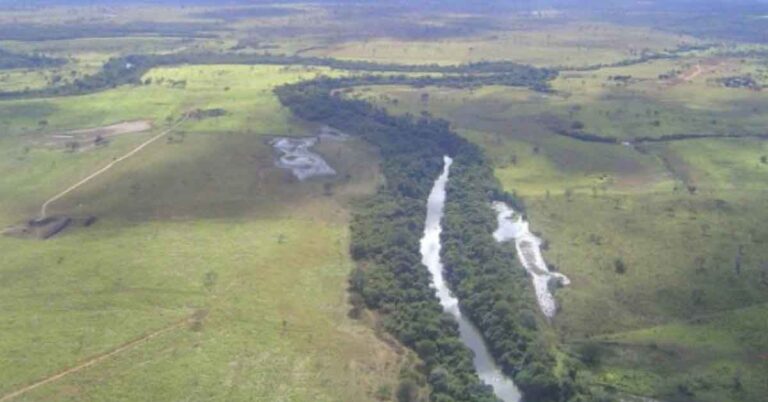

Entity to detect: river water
[493,202,570,319]
[420,156,521,402]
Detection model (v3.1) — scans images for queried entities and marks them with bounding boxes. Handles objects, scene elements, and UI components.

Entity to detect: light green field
[309,22,699,67]
[0,65,344,223]
[0,64,403,401]
[589,302,768,401]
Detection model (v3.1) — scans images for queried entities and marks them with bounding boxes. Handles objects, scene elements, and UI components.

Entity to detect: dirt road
[39,117,186,219]
[0,318,189,402]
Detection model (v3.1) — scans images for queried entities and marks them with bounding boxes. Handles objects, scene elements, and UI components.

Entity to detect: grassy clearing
[0,65,343,224]
[2,218,402,402]
[0,64,401,401]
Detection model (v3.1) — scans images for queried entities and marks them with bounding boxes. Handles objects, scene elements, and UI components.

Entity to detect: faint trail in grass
[39,116,188,219]
[680,64,702,81]
[0,317,190,402]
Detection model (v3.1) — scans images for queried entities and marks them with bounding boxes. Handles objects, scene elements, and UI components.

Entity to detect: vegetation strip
[275,76,593,401]
[0,53,556,100]
[553,127,768,145]
[0,48,65,70]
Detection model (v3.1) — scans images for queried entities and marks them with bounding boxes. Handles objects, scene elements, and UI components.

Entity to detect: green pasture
[309,22,698,68]
[0,64,398,401]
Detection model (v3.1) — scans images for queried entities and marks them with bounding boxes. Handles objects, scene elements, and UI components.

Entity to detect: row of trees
[0,48,65,70]
[275,76,596,401]
[0,52,557,100]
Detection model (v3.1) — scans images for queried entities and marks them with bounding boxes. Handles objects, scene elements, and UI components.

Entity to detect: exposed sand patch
[493,202,570,319]
[40,120,152,152]
[270,126,348,181]
[39,117,185,219]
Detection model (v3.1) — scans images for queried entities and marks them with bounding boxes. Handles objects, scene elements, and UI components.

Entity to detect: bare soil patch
[2,216,99,240]
[39,120,152,152]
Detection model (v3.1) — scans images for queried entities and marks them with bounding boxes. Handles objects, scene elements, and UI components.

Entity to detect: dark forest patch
[192,6,304,21]
[0,48,65,70]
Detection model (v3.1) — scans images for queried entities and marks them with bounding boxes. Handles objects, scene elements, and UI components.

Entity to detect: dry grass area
[308,22,699,67]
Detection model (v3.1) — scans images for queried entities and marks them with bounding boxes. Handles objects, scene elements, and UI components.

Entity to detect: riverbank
[276,77,597,401]
[421,156,520,402]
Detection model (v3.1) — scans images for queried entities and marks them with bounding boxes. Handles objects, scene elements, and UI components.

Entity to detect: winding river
[420,156,521,402]
[493,202,570,319]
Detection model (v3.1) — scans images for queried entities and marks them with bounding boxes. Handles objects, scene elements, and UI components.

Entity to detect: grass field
[308,22,699,67]
[0,64,404,401]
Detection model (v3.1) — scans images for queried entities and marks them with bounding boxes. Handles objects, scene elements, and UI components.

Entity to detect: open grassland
[350,84,672,194]
[0,64,403,401]
[2,218,402,402]
[590,302,768,402]
[350,53,768,400]
[553,56,768,139]
[0,36,228,93]
[353,54,768,144]
[308,22,699,67]
[0,65,342,223]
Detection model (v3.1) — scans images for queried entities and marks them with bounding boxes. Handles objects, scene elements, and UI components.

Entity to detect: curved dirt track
[39,117,187,219]
[0,318,189,402]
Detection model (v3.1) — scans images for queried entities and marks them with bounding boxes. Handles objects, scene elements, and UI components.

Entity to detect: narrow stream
[493,202,570,318]
[420,156,521,402]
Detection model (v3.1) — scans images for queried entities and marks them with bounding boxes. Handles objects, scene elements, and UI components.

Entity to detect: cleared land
[0,65,403,402]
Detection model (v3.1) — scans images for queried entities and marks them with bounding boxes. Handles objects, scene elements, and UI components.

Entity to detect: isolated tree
[577,343,603,367]
[65,141,79,152]
[396,380,419,402]
[564,188,574,202]
[323,182,334,196]
[614,258,627,274]
[203,271,218,292]
[375,384,392,400]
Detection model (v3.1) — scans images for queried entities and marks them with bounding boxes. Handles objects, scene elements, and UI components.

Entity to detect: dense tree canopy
[275,77,593,402]
[0,48,64,70]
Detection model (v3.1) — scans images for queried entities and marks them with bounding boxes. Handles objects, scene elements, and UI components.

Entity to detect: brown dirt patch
[40,120,152,152]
